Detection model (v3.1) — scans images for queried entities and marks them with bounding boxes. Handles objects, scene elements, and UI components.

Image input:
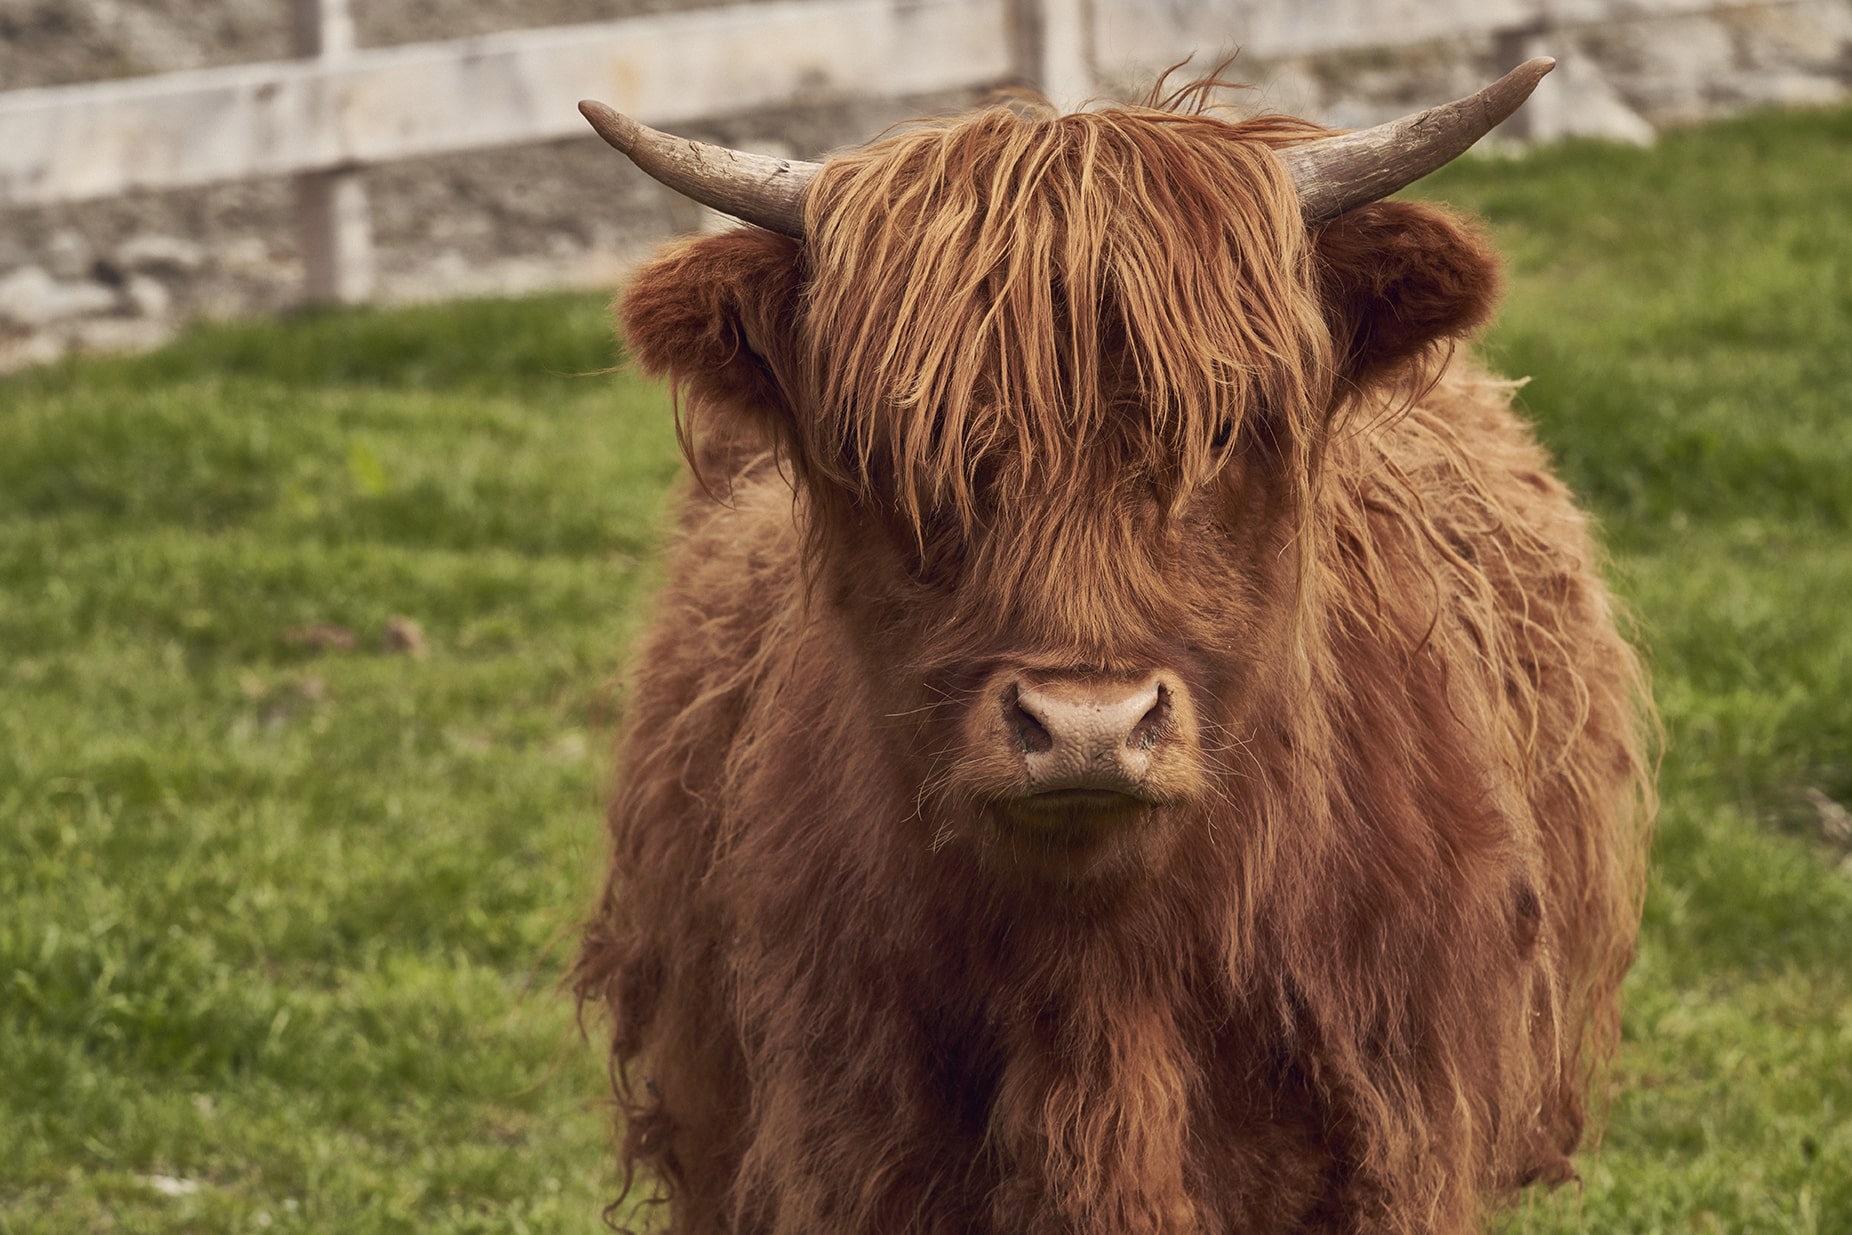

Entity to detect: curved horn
[1281,58,1555,222]
[578,100,821,237]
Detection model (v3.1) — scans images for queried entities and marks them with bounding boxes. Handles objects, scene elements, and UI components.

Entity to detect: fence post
[1011,0,1096,110]
[1494,20,1555,141]
[293,0,375,303]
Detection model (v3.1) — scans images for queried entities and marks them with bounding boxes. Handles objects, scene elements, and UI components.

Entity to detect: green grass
[0,295,665,1232]
[1419,108,1852,1232]
[3,104,1850,1232]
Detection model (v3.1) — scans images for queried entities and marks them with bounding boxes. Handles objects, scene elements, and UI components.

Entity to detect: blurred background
[1,0,1848,367]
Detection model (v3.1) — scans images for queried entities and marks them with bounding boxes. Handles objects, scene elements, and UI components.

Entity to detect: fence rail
[0,0,1015,206]
[1090,0,1757,74]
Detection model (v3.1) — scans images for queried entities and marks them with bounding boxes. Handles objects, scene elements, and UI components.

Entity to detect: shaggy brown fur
[575,91,1653,1235]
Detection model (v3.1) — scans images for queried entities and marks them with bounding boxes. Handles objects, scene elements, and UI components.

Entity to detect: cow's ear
[620,228,805,423]
[1311,201,1502,391]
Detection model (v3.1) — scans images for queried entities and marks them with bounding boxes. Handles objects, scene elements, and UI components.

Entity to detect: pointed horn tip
[578,99,639,154]
[1483,57,1557,124]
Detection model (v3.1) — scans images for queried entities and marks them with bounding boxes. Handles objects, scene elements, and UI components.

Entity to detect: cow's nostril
[1128,684,1171,751]
[1005,685,1055,754]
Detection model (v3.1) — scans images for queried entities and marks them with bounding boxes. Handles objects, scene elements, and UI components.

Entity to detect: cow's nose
[1006,675,1172,794]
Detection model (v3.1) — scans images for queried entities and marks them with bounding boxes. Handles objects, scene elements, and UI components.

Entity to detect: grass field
[3,102,1849,1233]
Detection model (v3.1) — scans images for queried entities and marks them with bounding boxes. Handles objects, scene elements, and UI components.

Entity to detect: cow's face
[622,112,1499,884]
[827,430,1304,885]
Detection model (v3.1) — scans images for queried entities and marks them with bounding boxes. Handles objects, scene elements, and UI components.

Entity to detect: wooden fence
[0,0,1791,302]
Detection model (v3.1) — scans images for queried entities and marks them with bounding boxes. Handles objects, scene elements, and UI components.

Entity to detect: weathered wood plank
[1088,0,1794,89]
[1009,0,1098,111]
[0,0,1013,206]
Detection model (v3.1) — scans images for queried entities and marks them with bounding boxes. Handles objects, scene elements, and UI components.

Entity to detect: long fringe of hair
[798,96,1334,542]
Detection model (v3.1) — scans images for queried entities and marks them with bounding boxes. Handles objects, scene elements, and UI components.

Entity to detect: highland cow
[573,58,1653,1235]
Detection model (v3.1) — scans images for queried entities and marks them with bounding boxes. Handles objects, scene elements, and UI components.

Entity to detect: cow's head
[594,65,1538,883]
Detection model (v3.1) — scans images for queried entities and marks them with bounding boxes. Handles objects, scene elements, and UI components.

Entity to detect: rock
[0,267,57,327]
[423,249,472,294]
[0,266,118,328]
[123,274,173,318]
[118,234,205,275]
[218,237,270,273]
[0,333,67,373]
[62,279,118,318]
[45,230,92,281]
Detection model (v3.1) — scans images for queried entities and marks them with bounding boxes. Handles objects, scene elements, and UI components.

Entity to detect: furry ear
[620,227,805,425]
[1312,201,1503,390]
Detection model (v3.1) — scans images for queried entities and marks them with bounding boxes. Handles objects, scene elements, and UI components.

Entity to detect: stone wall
[2,0,1847,370]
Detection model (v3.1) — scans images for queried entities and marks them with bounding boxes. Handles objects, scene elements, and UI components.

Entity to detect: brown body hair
[576,93,1653,1235]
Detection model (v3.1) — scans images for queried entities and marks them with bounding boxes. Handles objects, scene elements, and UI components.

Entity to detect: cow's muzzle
[975,670,1201,825]
[1007,675,1171,797]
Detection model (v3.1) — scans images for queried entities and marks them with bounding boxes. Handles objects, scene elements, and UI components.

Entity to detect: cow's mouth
[1006,788,1154,817]
[991,787,1156,839]
[981,789,1166,879]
